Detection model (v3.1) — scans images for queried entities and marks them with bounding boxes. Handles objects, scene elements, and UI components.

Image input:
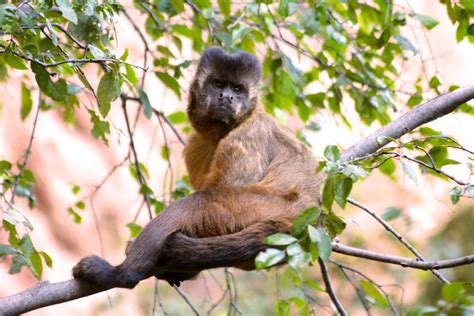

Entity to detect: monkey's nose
[219,91,233,103]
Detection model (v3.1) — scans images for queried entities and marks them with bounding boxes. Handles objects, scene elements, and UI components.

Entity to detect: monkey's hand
[155,272,200,287]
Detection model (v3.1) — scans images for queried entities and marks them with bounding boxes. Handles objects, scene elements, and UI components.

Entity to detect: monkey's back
[252,112,322,214]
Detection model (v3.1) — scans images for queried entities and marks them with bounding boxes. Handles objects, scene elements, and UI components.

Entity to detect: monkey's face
[189,47,262,128]
[200,77,250,124]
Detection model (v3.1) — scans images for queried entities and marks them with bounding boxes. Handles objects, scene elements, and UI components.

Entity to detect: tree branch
[347,198,450,284]
[1,85,474,314]
[332,243,474,270]
[341,84,474,160]
[318,258,347,315]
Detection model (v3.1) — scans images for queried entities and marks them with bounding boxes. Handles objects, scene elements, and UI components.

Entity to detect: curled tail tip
[73,255,142,289]
[72,255,115,282]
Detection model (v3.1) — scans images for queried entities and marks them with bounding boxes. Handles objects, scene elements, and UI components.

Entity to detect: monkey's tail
[72,255,146,289]
[72,208,179,289]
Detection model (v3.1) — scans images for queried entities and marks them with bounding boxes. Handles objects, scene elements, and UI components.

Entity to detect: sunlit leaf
[255,248,286,270]
[21,82,33,120]
[97,71,116,117]
[360,280,389,307]
[264,233,297,246]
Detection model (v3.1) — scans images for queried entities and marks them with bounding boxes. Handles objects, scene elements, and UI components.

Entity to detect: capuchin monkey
[73,47,321,288]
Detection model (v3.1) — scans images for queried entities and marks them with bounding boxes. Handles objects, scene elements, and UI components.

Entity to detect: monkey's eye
[212,80,224,89]
[231,85,244,94]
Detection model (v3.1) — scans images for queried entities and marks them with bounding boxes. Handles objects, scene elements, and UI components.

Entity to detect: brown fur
[72,48,321,288]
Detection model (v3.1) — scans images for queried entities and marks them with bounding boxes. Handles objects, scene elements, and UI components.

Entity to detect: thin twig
[173,285,200,316]
[348,198,449,284]
[332,260,398,315]
[332,243,474,270]
[1,49,148,71]
[11,93,41,204]
[121,97,153,219]
[318,258,347,315]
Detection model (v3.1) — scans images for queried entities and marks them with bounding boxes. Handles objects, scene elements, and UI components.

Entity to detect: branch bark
[1,85,473,315]
[341,84,474,160]
[332,243,474,270]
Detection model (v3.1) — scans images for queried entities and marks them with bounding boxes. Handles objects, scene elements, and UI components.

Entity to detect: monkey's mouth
[210,105,235,118]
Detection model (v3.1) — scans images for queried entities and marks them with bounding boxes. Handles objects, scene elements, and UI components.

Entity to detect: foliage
[0,0,473,314]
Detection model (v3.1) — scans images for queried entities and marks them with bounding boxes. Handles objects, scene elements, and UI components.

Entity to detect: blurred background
[1,0,473,315]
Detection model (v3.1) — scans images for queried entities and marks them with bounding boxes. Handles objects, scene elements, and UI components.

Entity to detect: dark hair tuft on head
[197,47,261,82]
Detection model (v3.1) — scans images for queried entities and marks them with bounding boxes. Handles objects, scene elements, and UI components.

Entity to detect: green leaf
[0,159,12,173]
[128,162,150,181]
[75,201,86,210]
[30,250,43,279]
[120,49,129,61]
[401,161,417,184]
[152,199,165,214]
[71,184,81,195]
[155,72,181,99]
[264,233,297,246]
[466,185,474,198]
[288,252,311,269]
[57,0,78,24]
[382,207,402,221]
[334,174,352,209]
[88,109,110,144]
[324,145,340,161]
[88,44,105,59]
[412,14,439,30]
[292,207,320,236]
[67,207,82,224]
[359,280,389,307]
[323,211,346,238]
[138,88,152,118]
[317,228,332,261]
[429,76,441,90]
[31,63,67,102]
[125,64,139,86]
[379,158,396,176]
[21,83,33,120]
[322,176,335,212]
[167,111,187,124]
[275,300,291,316]
[419,127,441,136]
[126,223,143,238]
[395,35,417,54]
[255,248,286,270]
[217,0,230,17]
[39,251,53,268]
[161,146,170,160]
[0,244,17,256]
[5,51,28,70]
[441,282,465,304]
[97,71,116,117]
[172,25,194,38]
[450,186,462,204]
[407,94,422,107]
[358,9,374,35]
[170,0,185,13]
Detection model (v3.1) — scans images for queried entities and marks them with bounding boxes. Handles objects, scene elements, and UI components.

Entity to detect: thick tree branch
[1,85,474,314]
[0,280,111,316]
[341,84,474,160]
